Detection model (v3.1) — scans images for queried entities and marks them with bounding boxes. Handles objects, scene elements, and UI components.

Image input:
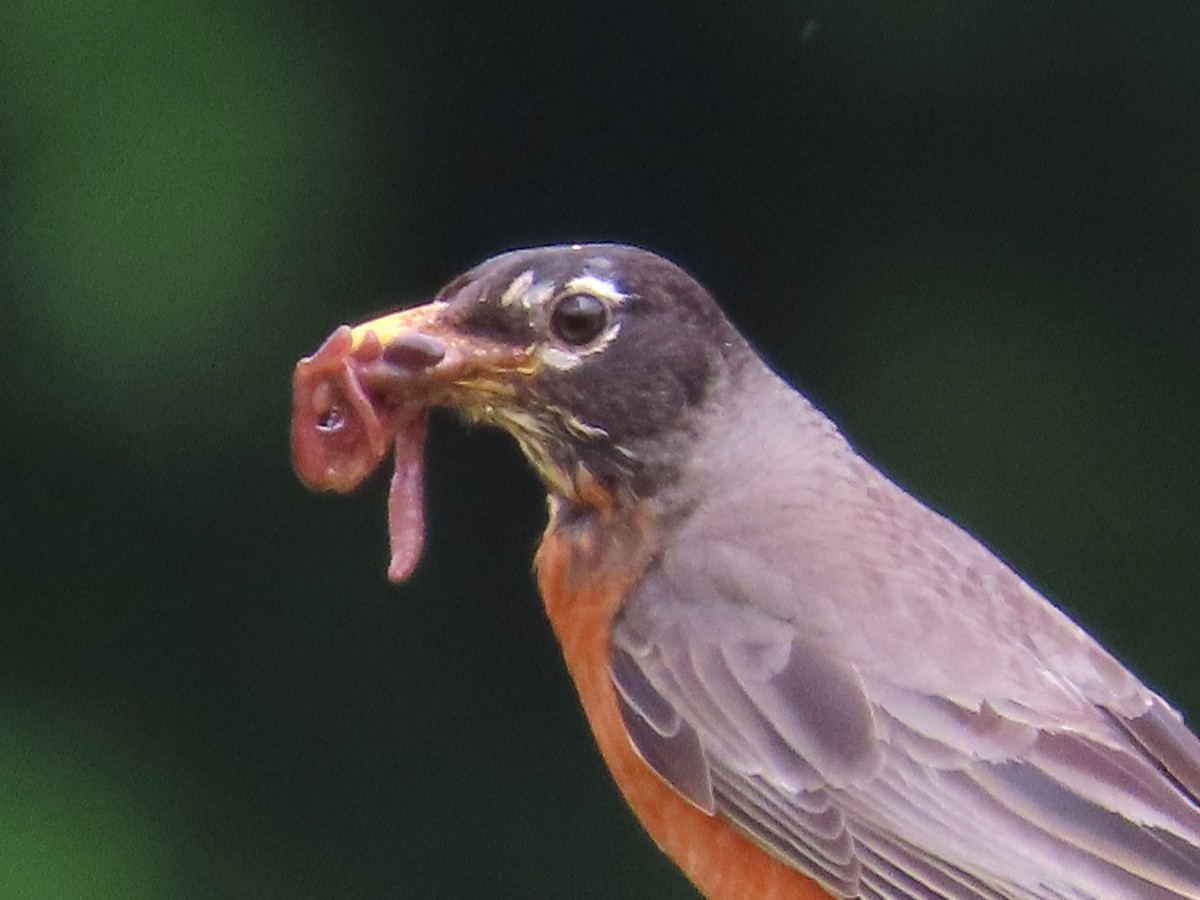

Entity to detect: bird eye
[549,293,610,345]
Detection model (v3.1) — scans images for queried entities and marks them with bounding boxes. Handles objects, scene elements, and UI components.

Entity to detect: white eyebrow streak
[563,274,628,306]
[499,269,535,307]
[525,279,557,309]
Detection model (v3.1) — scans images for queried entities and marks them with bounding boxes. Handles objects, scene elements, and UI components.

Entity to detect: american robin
[291,244,1200,899]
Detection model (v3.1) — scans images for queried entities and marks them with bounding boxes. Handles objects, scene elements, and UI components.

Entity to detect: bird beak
[291,301,531,494]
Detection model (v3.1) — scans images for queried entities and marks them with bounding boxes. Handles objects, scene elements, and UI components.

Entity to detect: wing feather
[610,642,714,812]
[609,554,1200,899]
[1116,697,1200,805]
[711,764,859,895]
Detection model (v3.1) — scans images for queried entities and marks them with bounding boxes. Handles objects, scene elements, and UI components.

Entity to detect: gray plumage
[610,353,1200,899]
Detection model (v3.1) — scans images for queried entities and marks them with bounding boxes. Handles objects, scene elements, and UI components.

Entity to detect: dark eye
[549,293,609,345]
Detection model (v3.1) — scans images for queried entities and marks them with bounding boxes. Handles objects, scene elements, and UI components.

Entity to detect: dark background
[3,2,1198,897]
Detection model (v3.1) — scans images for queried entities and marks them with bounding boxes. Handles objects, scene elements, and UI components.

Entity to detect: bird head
[292,244,755,530]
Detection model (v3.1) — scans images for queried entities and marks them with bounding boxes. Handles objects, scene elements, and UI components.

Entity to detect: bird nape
[291,243,1200,900]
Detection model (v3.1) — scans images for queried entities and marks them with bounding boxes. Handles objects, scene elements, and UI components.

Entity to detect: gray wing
[610,542,1200,900]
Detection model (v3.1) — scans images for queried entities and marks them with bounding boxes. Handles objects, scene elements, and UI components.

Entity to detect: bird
[290,243,1200,899]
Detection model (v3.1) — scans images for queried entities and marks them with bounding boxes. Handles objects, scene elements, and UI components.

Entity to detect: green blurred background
[2,1,1198,897]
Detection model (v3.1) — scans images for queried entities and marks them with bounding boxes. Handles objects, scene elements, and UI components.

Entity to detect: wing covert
[608,553,1200,899]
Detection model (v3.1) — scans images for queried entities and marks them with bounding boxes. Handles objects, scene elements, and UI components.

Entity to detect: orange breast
[535,523,833,900]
